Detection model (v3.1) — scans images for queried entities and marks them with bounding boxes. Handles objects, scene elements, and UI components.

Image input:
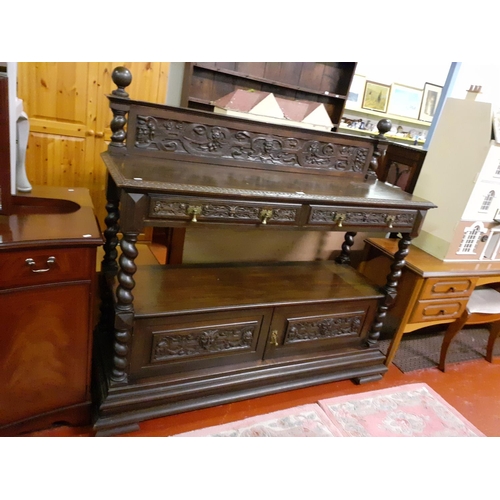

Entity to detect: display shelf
[181,62,357,128]
[343,103,431,128]
[338,125,425,146]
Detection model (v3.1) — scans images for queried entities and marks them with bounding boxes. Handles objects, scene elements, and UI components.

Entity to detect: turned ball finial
[376,118,392,137]
[111,66,132,98]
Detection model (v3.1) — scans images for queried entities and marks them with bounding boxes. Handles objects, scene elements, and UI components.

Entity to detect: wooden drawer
[307,205,417,230]
[263,300,378,360]
[129,308,272,379]
[419,277,477,300]
[410,299,468,323]
[149,195,301,226]
[0,247,94,290]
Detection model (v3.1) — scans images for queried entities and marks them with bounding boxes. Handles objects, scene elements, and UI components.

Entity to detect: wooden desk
[92,68,435,436]
[358,237,500,366]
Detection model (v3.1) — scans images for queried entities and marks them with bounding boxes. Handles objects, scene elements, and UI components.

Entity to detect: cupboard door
[264,300,378,361]
[129,308,272,380]
[0,283,91,427]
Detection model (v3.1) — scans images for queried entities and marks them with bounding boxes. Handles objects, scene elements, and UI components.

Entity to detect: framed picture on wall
[419,82,443,122]
[346,74,366,110]
[387,83,423,119]
[362,81,390,113]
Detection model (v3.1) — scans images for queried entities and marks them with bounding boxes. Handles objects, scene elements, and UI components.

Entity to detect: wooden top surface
[102,152,436,210]
[0,186,103,250]
[123,260,384,317]
[365,238,500,277]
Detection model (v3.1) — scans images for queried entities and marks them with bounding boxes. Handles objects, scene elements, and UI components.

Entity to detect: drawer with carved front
[307,205,417,230]
[149,195,301,226]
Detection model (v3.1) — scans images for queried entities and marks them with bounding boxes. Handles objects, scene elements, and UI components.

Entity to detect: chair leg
[439,311,469,372]
[486,322,500,362]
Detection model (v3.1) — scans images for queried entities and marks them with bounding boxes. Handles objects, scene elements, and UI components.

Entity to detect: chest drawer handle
[335,213,346,228]
[187,206,202,222]
[25,256,56,273]
[448,287,456,293]
[385,215,396,228]
[260,209,273,225]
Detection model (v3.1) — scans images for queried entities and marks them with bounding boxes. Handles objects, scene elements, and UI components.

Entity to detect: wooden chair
[439,287,500,371]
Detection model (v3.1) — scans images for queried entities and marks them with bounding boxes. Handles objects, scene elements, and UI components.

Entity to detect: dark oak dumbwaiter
[93,67,436,436]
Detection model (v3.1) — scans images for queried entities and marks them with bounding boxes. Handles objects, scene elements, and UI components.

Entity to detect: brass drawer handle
[187,206,202,222]
[270,330,279,346]
[385,215,396,228]
[335,213,346,228]
[25,256,56,273]
[260,209,273,225]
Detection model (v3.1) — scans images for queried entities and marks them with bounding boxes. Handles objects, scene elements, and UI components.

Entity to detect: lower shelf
[93,260,387,435]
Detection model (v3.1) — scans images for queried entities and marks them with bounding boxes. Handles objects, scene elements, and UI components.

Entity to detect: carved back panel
[109,96,378,179]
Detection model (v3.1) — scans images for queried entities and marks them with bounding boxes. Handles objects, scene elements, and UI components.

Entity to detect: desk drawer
[149,196,301,226]
[0,247,93,290]
[419,277,477,300]
[307,205,417,230]
[410,299,468,323]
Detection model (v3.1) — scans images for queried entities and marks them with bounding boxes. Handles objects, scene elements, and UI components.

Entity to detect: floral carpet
[174,383,485,437]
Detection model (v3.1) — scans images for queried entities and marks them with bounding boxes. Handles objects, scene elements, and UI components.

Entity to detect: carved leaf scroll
[135,115,369,173]
[285,313,364,344]
[152,323,257,362]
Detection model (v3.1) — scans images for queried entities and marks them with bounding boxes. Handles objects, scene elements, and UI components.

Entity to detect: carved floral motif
[150,199,298,222]
[310,209,416,226]
[285,314,364,344]
[134,115,369,173]
[152,324,256,361]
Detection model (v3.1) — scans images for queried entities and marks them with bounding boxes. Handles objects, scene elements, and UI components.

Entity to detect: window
[479,190,495,212]
[458,224,483,254]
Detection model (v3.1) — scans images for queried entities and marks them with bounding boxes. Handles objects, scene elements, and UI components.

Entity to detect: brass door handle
[270,330,279,346]
[259,209,273,225]
[25,256,56,273]
[187,206,202,222]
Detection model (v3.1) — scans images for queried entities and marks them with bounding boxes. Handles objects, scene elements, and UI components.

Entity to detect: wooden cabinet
[0,187,102,436]
[91,68,435,436]
[181,62,356,130]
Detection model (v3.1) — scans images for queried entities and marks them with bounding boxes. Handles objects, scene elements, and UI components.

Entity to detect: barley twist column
[111,232,139,383]
[335,232,357,265]
[367,234,411,346]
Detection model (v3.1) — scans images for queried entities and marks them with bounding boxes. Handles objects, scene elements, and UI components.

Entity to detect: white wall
[448,63,500,103]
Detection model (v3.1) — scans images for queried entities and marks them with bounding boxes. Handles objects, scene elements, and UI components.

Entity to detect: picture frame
[388,83,423,120]
[361,81,390,113]
[346,74,366,110]
[418,83,443,122]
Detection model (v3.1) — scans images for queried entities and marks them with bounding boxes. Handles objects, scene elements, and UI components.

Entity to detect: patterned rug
[174,383,485,437]
[378,327,500,373]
